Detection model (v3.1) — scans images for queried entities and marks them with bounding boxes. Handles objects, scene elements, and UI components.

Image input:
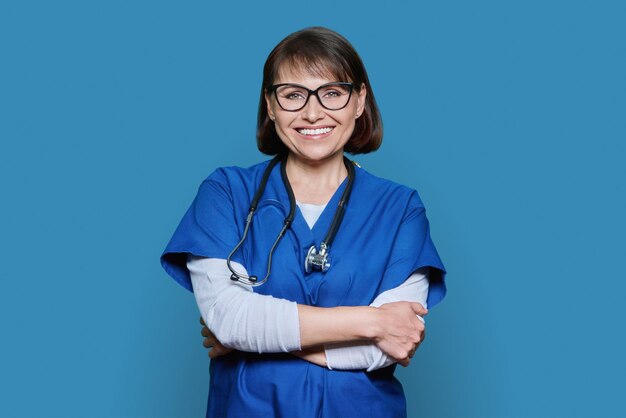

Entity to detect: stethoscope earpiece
[230,274,257,283]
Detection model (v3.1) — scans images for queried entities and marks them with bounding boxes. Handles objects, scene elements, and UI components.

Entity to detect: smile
[296,127,334,136]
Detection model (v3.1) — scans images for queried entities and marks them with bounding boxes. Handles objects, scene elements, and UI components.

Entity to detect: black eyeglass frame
[268,82,355,112]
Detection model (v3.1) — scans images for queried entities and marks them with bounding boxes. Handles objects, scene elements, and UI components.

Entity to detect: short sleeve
[378,191,447,309]
[160,171,243,292]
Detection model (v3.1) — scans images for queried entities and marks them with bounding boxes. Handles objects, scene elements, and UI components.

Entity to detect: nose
[301,94,325,122]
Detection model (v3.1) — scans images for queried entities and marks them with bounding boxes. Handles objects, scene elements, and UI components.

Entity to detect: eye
[285,92,306,100]
[320,85,350,98]
[277,86,307,101]
[322,90,342,98]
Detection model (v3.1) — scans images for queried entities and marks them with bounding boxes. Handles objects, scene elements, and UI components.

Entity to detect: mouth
[295,126,335,138]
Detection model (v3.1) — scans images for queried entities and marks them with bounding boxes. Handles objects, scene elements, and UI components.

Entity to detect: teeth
[297,127,333,136]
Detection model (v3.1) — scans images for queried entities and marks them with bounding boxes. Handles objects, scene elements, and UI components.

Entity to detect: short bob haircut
[257,27,383,156]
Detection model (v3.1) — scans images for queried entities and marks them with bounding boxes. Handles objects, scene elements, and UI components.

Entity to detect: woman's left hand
[200,316,235,359]
[370,301,427,364]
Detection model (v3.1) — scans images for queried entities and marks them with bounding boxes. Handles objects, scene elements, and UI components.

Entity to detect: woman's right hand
[372,301,427,367]
[199,316,235,359]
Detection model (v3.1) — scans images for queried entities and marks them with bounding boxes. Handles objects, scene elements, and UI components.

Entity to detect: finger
[199,316,206,326]
[414,318,425,333]
[201,326,214,338]
[203,338,215,349]
[209,346,225,359]
[411,302,428,316]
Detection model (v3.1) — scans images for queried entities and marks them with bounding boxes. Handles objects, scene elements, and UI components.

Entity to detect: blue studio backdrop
[1,1,625,417]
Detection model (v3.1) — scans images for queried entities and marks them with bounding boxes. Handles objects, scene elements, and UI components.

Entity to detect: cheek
[274,117,292,134]
[341,112,357,131]
[273,118,295,145]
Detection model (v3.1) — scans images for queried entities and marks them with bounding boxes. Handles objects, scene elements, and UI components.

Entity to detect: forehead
[275,59,348,85]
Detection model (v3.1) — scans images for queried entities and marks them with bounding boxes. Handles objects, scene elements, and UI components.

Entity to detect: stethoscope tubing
[227,155,354,286]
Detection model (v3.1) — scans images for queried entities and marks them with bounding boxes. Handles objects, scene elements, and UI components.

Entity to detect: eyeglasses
[269,82,354,112]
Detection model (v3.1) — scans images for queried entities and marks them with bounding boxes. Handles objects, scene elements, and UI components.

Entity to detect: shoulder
[189,160,274,208]
[200,159,274,192]
[354,164,425,212]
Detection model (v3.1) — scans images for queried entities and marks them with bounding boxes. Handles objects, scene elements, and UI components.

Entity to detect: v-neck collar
[296,201,327,230]
[272,160,351,249]
[261,158,357,304]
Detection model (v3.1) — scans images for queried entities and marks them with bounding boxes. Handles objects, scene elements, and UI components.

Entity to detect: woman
[161,26,446,418]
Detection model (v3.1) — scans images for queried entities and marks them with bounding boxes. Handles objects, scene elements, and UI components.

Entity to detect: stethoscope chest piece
[305,243,331,273]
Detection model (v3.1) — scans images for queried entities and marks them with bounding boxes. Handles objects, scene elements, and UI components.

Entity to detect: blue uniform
[161,159,447,418]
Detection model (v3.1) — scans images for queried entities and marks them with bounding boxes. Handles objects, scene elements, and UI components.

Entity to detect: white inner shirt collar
[296,201,327,230]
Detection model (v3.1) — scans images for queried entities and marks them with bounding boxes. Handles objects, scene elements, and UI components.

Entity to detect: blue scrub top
[161,158,447,418]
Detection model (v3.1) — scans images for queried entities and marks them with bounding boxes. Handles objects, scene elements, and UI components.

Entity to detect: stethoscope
[227,154,355,286]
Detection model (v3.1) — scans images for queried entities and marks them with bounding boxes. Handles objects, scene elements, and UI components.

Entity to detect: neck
[284,152,348,204]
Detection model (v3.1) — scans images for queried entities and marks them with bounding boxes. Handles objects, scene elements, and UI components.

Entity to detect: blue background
[1,1,624,417]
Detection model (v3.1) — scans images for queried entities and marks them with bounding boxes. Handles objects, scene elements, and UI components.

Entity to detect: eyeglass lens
[275,84,352,111]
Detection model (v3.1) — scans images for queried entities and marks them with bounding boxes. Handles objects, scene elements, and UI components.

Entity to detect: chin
[283,137,346,162]
[296,149,342,163]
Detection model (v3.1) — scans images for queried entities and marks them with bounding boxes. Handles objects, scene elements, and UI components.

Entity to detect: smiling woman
[265,69,366,166]
[160,26,447,418]
[257,27,382,157]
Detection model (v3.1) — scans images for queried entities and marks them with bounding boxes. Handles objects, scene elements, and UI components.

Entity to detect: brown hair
[257,27,383,156]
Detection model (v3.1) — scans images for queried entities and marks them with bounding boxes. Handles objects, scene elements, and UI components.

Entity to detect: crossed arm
[188,255,428,371]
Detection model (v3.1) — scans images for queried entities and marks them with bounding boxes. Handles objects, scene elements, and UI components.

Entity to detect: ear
[356,83,367,118]
[265,90,275,121]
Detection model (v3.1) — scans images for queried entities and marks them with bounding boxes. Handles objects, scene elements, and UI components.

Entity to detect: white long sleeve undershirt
[187,201,429,371]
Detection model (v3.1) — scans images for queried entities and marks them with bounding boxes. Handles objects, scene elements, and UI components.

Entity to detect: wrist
[359,306,381,341]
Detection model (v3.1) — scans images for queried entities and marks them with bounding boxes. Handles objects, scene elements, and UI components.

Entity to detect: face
[265,64,367,165]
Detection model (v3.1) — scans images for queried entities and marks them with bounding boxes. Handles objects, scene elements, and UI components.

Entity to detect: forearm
[324,268,430,371]
[189,256,301,353]
[290,345,328,367]
[189,255,379,354]
[210,287,301,352]
[323,341,392,371]
[189,255,425,364]
[297,304,379,348]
